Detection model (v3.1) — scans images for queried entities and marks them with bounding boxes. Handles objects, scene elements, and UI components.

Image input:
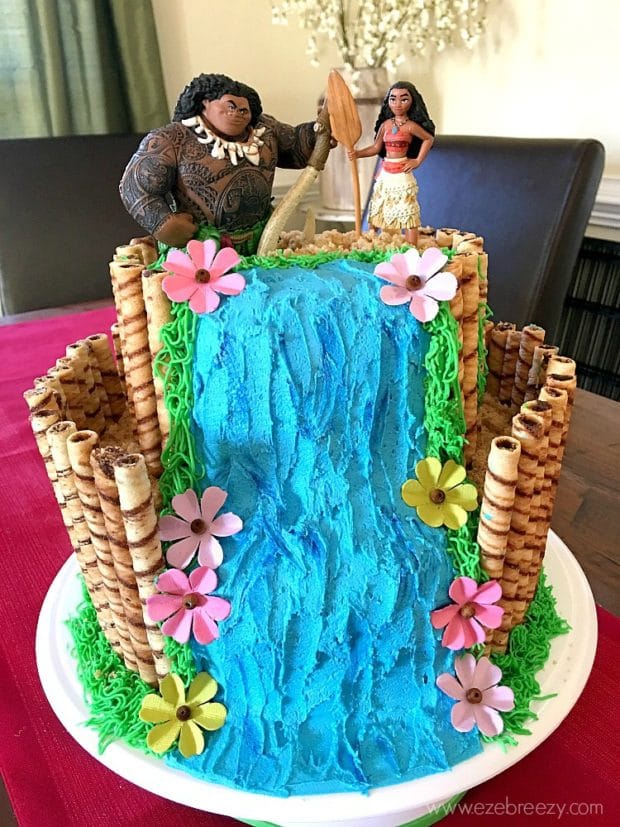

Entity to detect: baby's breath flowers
[272,1,490,72]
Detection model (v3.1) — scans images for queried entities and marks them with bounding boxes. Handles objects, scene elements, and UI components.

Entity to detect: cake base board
[36,531,597,827]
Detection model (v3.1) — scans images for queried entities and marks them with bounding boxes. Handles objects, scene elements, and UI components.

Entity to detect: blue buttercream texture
[165,258,481,795]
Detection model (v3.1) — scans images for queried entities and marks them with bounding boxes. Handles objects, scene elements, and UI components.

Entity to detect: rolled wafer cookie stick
[142,268,172,449]
[498,329,521,405]
[520,400,553,603]
[47,421,120,653]
[114,453,170,680]
[446,258,464,396]
[486,323,516,398]
[26,400,74,538]
[491,411,545,650]
[86,333,126,422]
[436,228,458,247]
[91,447,157,686]
[129,235,158,265]
[32,373,68,420]
[511,324,545,409]
[111,323,127,395]
[478,436,521,580]
[66,341,105,435]
[538,386,568,508]
[68,431,137,672]
[545,356,577,461]
[110,262,162,478]
[454,234,484,253]
[54,359,87,429]
[512,402,551,622]
[83,338,112,425]
[524,344,559,402]
[455,253,480,467]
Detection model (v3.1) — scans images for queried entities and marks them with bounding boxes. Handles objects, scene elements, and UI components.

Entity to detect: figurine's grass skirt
[368,167,420,230]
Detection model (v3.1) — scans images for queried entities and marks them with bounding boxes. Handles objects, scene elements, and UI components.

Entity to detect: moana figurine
[348,81,435,246]
[119,73,320,254]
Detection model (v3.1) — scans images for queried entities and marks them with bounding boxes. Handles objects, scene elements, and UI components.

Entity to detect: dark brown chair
[0,134,145,315]
[414,135,605,341]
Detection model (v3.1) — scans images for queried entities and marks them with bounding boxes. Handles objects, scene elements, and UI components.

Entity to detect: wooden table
[551,388,619,614]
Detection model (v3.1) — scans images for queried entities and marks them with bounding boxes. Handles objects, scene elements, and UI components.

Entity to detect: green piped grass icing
[421,297,569,749]
[66,582,154,754]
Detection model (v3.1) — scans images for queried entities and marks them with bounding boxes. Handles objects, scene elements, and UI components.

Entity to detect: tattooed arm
[264,115,317,169]
[119,124,197,247]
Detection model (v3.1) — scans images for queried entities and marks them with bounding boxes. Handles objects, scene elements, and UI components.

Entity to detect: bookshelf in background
[557,236,620,401]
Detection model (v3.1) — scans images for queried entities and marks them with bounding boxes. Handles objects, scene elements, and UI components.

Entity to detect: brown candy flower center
[405,275,423,291]
[190,518,208,535]
[460,602,476,619]
[176,704,192,721]
[183,593,200,610]
[465,687,483,704]
[195,268,211,283]
[429,488,446,504]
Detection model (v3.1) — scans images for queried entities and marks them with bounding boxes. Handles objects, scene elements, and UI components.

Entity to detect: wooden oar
[257,99,332,256]
[327,69,363,236]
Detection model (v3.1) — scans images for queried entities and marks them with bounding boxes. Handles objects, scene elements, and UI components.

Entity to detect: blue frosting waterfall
[165,258,481,795]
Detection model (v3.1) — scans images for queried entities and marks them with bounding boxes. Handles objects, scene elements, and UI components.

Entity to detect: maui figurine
[348,81,435,246]
[120,73,323,255]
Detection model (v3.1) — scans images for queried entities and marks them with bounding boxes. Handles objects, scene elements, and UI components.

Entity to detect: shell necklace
[182,115,266,166]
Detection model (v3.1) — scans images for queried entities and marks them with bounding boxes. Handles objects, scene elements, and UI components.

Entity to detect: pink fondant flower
[374,247,457,322]
[436,653,515,737]
[146,567,231,645]
[431,577,504,650]
[160,487,243,570]
[162,239,246,314]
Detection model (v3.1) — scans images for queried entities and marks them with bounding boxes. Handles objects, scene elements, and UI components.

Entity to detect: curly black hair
[374,81,435,159]
[172,73,263,126]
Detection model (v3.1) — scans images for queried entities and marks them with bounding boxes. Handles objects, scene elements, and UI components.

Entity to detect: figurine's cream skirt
[368,165,420,230]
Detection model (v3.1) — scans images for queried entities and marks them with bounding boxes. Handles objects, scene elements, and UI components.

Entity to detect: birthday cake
[26,225,574,799]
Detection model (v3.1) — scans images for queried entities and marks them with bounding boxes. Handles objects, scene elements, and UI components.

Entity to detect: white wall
[152,0,619,178]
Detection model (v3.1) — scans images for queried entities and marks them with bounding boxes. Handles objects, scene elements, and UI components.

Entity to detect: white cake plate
[36,531,597,827]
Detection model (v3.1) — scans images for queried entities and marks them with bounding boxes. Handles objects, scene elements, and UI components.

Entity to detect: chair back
[415,135,605,340]
[0,134,145,315]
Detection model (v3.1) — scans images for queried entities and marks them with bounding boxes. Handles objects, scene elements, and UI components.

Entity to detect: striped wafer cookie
[110,261,162,478]
[498,329,521,405]
[486,323,516,398]
[524,344,559,402]
[47,421,120,653]
[455,253,480,467]
[110,322,127,395]
[491,411,545,650]
[520,400,553,603]
[478,436,521,581]
[68,431,137,672]
[66,341,105,435]
[91,446,157,685]
[85,333,126,422]
[114,453,170,680]
[538,385,569,509]
[511,324,545,409]
[142,268,172,450]
[436,228,458,247]
[54,359,87,429]
[26,398,72,536]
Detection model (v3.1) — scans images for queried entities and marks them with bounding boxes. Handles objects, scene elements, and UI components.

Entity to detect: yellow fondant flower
[139,671,226,758]
[401,457,478,530]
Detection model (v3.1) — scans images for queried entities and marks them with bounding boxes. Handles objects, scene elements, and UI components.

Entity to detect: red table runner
[0,307,618,826]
